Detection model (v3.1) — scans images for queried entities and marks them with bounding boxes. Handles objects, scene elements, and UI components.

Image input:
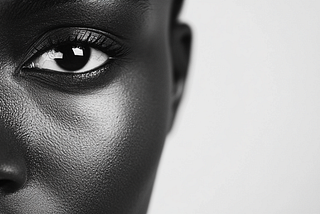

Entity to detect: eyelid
[17,27,130,92]
[20,27,129,72]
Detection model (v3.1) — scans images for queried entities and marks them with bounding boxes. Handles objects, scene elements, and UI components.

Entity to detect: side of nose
[0,130,27,194]
[0,47,28,194]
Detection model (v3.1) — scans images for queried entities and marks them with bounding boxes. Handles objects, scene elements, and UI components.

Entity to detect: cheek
[0,5,172,210]
[6,54,172,213]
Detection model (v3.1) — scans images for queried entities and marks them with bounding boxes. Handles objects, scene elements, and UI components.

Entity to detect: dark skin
[0,0,191,213]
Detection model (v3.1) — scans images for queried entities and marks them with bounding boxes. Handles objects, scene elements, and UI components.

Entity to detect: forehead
[1,0,151,14]
[0,0,172,56]
[0,0,172,17]
[0,0,172,32]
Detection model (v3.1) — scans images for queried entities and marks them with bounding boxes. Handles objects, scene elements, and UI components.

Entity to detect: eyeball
[26,44,109,73]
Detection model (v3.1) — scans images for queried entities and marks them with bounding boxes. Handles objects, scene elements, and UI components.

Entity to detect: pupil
[54,44,91,71]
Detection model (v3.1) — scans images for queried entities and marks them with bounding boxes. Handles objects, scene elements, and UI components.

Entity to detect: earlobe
[168,22,192,132]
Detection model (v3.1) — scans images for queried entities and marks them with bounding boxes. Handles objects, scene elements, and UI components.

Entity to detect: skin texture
[0,0,191,213]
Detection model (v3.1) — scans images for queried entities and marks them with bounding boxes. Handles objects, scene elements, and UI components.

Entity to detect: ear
[168,22,192,132]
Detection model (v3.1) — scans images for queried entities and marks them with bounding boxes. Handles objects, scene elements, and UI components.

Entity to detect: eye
[19,27,129,92]
[26,43,109,74]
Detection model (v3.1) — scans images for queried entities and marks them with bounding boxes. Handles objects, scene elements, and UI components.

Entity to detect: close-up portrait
[0,0,191,213]
[1,0,320,214]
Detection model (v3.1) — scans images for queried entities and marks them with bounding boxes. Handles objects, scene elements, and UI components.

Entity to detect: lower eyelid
[20,62,118,93]
[17,27,129,92]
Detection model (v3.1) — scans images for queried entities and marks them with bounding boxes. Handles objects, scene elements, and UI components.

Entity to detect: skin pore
[0,0,191,213]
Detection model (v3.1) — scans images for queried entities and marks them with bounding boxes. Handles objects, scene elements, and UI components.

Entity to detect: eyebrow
[6,0,150,20]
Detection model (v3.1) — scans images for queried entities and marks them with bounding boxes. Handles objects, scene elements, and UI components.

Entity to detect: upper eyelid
[20,27,129,69]
[15,27,130,92]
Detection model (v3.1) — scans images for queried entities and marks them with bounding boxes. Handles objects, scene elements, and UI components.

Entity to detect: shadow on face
[0,0,191,213]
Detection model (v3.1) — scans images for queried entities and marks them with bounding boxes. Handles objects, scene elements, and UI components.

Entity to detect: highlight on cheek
[26,44,110,73]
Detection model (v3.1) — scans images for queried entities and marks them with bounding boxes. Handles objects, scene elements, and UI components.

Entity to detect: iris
[54,45,91,71]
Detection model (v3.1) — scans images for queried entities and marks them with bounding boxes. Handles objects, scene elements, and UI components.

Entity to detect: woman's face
[0,0,190,213]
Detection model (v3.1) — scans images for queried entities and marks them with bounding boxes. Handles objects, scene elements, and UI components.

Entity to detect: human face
[0,0,190,213]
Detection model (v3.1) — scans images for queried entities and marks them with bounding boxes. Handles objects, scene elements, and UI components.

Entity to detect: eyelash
[20,27,129,92]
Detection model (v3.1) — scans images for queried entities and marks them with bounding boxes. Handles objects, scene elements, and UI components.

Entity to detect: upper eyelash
[17,27,129,92]
[22,27,129,68]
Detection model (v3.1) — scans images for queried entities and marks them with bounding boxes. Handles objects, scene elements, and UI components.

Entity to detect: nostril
[0,179,12,186]
[0,164,27,194]
[0,179,17,193]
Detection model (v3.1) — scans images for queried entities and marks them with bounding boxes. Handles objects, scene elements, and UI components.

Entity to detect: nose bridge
[0,77,28,193]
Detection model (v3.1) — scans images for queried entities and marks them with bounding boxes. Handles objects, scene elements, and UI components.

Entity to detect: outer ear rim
[167,22,192,133]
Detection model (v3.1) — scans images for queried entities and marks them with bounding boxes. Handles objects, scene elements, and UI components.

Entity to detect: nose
[0,162,27,193]
[0,49,28,194]
[0,130,27,194]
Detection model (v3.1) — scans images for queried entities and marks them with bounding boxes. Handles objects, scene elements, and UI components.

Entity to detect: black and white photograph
[0,0,319,213]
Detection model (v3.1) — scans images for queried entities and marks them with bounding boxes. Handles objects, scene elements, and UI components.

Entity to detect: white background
[148,1,320,214]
